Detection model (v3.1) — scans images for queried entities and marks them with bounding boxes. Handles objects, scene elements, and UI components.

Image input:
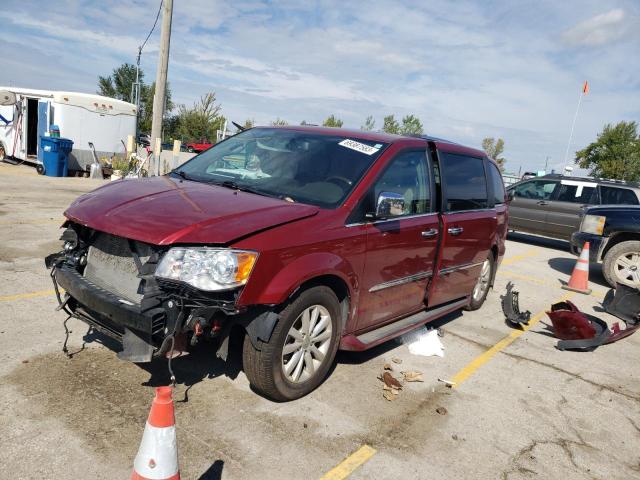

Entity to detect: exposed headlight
[580,214,606,235]
[155,248,258,291]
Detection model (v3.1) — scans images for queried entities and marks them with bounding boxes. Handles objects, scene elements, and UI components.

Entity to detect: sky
[2,0,639,175]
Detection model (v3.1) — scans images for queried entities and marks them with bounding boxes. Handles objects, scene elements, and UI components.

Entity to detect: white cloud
[561,8,629,47]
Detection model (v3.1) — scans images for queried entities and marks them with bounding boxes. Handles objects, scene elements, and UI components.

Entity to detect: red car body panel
[62,126,507,350]
[64,176,319,245]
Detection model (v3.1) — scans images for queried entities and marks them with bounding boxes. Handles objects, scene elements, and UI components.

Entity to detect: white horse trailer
[0,87,136,173]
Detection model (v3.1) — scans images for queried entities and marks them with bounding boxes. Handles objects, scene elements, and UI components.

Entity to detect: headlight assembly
[155,248,258,291]
[580,214,606,235]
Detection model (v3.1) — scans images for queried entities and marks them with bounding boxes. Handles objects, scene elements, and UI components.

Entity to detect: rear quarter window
[599,186,640,205]
[487,162,506,205]
[440,152,488,211]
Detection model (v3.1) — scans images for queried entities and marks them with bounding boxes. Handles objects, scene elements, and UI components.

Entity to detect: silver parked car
[507,175,640,241]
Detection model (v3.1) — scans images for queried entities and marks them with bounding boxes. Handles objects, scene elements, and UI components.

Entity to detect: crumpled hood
[64,176,319,245]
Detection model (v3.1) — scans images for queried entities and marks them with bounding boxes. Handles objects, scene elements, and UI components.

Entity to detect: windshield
[173,128,388,208]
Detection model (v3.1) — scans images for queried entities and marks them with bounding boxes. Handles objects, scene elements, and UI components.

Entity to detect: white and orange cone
[131,386,180,480]
[562,241,592,295]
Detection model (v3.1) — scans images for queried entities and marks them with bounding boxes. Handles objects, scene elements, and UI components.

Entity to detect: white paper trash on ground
[403,329,445,357]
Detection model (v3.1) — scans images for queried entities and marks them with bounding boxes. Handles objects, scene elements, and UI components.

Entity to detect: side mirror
[507,190,515,202]
[375,191,405,219]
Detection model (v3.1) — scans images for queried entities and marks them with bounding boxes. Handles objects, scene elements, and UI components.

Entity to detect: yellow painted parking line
[319,445,376,480]
[451,292,575,387]
[499,269,607,299]
[0,289,56,302]
[499,269,546,286]
[501,248,538,267]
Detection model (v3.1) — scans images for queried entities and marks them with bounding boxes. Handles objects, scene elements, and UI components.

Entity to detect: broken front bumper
[53,263,171,362]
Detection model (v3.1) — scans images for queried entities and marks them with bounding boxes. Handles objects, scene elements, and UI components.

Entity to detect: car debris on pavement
[501,282,531,327]
[546,299,640,351]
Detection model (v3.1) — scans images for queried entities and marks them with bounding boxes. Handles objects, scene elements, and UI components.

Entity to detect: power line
[140,0,164,52]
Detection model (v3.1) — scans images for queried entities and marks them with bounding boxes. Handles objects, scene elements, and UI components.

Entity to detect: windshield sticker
[338,139,380,155]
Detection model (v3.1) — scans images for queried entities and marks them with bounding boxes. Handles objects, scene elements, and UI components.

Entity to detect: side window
[599,186,639,205]
[513,180,557,200]
[372,150,430,218]
[556,183,596,204]
[487,162,506,205]
[440,153,487,211]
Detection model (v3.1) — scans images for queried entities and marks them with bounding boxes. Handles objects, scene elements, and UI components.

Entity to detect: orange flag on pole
[582,80,589,95]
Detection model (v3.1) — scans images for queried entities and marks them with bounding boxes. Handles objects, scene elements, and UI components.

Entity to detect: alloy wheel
[472,259,491,302]
[614,251,640,286]
[281,305,332,383]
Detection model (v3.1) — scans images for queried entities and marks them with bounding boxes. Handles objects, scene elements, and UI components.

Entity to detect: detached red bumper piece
[547,300,639,351]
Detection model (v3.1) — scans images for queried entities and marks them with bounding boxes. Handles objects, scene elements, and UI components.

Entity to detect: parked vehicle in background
[186,139,214,153]
[571,205,640,288]
[46,126,507,401]
[507,174,640,241]
[521,171,537,180]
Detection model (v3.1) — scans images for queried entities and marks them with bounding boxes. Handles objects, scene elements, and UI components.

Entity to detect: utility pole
[150,0,173,176]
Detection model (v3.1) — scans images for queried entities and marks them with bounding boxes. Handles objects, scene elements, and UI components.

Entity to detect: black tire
[36,164,45,175]
[465,253,495,311]
[242,286,341,401]
[0,143,5,162]
[602,240,640,288]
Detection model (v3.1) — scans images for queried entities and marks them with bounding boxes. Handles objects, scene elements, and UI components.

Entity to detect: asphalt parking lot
[1,162,639,480]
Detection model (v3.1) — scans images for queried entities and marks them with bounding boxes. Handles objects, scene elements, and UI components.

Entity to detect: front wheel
[603,240,640,288]
[242,286,341,401]
[466,254,494,311]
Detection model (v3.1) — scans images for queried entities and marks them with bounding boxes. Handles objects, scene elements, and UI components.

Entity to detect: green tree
[482,137,507,171]
[98,63,173,135]
[175,93,225,143]
[577,121,640,181]
[271,118,288,126]
[98,63,138,102]
[322,114,343,128]
[361,115,375,131]
[138,82,174,134]
[243,118,255,129]
[382,115,400,134]
[400,114,423,135]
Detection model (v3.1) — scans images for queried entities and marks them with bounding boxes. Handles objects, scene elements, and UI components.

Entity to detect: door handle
[537,200,548,205]
[421,228,438,238]
[447,227,464,235]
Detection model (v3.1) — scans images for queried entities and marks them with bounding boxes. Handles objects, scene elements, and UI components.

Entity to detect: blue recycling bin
[40,136,73,177]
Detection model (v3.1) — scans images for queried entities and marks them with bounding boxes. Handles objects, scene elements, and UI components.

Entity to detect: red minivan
[47,126,507,400]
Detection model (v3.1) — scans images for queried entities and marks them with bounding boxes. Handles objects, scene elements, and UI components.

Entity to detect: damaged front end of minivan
[45,222,277,364]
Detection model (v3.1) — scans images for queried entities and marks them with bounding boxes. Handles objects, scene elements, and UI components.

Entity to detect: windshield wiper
[172,170,191,181]
[216,180,278,198]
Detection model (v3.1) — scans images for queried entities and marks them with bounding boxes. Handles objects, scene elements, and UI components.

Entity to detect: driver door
[356,150,439,331]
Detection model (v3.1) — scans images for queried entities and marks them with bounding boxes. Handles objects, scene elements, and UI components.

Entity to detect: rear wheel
[466,254,494,311]
[242,286,341,401]
[603,240,640,288]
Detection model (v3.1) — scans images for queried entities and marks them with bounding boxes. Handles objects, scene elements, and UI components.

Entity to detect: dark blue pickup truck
[571,205,640,288]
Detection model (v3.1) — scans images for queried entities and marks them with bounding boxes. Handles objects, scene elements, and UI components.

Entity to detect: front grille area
[83,233,152,304]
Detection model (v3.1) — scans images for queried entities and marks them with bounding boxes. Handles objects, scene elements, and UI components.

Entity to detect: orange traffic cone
[562,241,592,295]
[131,386,180,480]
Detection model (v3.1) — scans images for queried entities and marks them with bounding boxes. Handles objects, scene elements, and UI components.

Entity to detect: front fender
[237,252,357,307]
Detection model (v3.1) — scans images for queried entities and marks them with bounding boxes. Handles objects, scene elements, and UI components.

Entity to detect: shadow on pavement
[507,232,570,252]
[337,308,463,365]
[547,257,610,288]
[198,460,224,480]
